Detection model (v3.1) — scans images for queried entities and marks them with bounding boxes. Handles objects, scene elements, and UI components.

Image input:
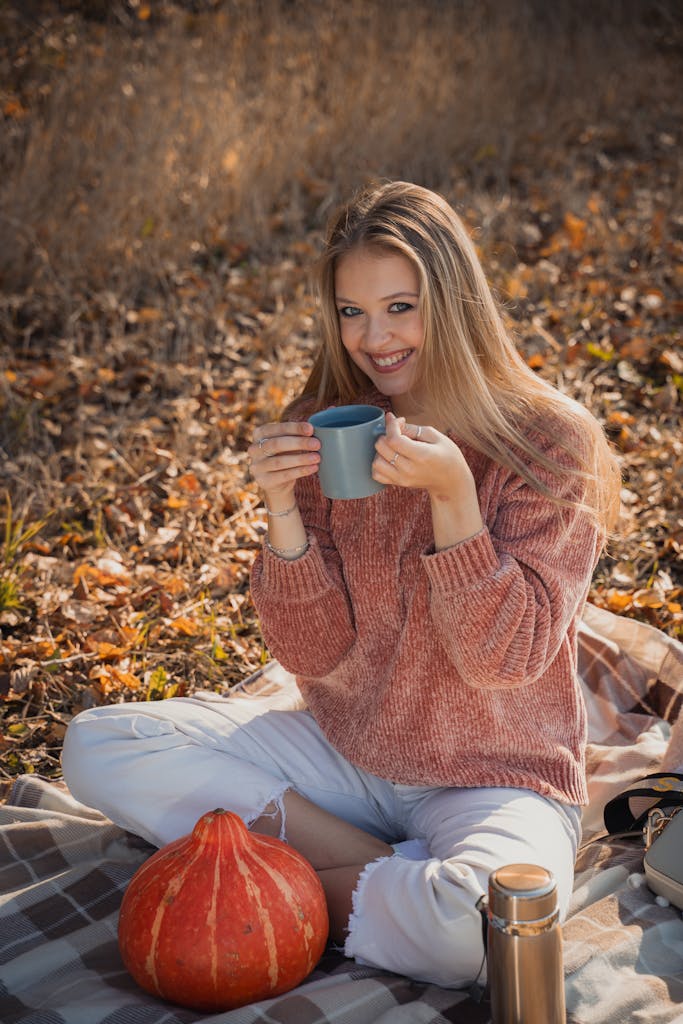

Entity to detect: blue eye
[389,301,412,313]
[338,306,362,318]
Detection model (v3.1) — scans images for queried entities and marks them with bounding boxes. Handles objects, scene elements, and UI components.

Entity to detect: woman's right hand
[248,421,321,509]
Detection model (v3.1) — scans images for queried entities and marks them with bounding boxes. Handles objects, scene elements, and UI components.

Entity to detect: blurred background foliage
[1,0,681,308]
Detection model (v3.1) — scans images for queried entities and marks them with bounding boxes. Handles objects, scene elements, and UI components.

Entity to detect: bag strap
[603,772,683,835]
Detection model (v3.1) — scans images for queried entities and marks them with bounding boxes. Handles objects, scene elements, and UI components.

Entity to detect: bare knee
[249,795,287,840]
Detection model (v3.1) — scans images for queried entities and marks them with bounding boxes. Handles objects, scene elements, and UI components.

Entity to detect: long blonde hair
[289,180,620,534]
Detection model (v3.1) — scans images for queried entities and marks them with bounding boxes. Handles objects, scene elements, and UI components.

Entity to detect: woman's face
[334,247,425,416]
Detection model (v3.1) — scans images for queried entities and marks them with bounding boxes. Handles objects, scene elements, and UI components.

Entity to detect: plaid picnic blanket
[2,604,683,1024]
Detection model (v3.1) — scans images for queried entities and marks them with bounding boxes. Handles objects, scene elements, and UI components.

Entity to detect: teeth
[372,350,410,367]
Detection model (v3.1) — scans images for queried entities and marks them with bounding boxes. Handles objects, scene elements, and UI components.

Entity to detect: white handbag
[603,771,683,910]
[643,805,683,909]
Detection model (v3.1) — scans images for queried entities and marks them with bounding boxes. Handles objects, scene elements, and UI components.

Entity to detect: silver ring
[415,425,422,439]
[389,452,400,467]
[257,437,267,449]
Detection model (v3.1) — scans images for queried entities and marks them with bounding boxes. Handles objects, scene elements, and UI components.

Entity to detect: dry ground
[0,0,681,782]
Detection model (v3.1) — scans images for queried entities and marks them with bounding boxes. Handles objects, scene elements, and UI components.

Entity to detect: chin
[374,382,407,400]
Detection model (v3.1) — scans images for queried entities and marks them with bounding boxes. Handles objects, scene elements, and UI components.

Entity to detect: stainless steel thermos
[486,863,566,1023]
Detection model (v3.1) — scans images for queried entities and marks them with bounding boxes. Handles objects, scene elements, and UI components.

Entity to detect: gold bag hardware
[643,807,683,910]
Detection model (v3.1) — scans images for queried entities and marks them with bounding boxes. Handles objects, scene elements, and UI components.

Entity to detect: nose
[365,315,391,351]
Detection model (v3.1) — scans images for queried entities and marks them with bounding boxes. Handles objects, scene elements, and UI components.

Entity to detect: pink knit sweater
[250,397,603,807]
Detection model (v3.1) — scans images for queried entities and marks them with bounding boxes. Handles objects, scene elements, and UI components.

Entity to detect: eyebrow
[335,291,419,303]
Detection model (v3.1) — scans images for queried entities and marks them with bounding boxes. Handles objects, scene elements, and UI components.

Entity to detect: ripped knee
[247,785,290,842]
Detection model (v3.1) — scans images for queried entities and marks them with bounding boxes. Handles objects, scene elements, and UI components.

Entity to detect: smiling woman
[62,180,623,993]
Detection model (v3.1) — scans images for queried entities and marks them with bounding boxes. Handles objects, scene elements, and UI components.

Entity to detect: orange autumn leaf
[19,641,59,660]
[167,495,189,509]
[170,616,202,636]
[136,306,163,322]
[3,97,27,119]
[210,388,236,404]
[607,411,635,427]
[564,212,587,250]
[24,539,52,555]
[586,279,609,297]
[119,626,142,645]
[59,532,89,547]
[85,640,126,659]
[177,472,201,493]
[587,194,602,216]
[605,590,633,612]
[267,384,285,406]
[111,668,142,690]
[73,564,131,589]
[505,274,528,300]
[90,664,142,693]
[632,589,664,609]
[162,576,186,596]
[83,625,138,657]
[539,233,564,257]
[221,147,240,173]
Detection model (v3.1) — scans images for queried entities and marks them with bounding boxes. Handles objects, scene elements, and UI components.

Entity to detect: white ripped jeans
[61,690,581,989]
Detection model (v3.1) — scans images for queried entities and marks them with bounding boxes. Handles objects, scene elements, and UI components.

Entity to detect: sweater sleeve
[421,454,602,690]
[249,472,356,676]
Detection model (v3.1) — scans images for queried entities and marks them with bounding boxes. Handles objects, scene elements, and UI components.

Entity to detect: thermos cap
[489,863,558,922]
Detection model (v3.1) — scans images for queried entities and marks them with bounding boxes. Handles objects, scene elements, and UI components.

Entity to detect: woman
[63,181,620,988]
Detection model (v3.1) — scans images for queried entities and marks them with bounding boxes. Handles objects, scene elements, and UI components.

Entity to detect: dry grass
[1,0,680,303]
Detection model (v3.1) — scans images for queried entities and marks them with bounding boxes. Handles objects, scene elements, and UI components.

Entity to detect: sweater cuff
[421,526,500,592]
[258,533,339,601]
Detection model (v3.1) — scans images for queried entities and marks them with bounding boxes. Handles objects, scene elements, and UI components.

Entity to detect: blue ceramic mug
[308,405,386,500]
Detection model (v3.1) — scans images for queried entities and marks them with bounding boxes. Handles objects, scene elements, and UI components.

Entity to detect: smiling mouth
[369,349,413,371]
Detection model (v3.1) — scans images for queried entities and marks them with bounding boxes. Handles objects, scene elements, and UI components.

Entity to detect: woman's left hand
[373,412,470,501]
[374,412,484,548]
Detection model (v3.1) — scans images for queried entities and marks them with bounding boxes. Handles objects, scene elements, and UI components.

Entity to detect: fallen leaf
[564,212,587,250]
[605,590,633,611]
[169,616,202,636]
[632,589,664,609]
[177,472,201,493]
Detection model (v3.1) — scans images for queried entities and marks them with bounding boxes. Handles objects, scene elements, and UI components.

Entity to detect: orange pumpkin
[117,807,329,1011]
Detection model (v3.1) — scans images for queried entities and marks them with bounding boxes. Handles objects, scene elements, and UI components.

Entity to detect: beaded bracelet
[265,539,309,560]
[264,502,297,518]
